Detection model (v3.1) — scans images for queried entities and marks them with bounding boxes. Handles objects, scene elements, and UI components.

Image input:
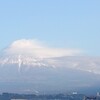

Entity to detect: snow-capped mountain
[0,54,100,75]
[0,39,100,94]
[0,54,100,93]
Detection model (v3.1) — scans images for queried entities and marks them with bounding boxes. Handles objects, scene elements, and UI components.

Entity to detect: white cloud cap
[4,39,82,58]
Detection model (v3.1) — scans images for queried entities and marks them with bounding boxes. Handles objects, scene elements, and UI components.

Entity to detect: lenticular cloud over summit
[3,39,81,58]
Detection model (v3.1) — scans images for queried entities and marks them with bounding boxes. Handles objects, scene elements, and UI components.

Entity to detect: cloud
[4,39,82,58]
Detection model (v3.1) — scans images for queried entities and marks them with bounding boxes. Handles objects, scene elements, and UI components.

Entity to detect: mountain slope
[0,39,100,94]
[0,54,100,93]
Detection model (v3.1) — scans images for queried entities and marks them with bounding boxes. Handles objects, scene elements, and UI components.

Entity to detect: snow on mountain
[0,54,100,75]
[0,55,56,72]
[0,39,82,72]
[54,56,100,75]
[0,39,100,93]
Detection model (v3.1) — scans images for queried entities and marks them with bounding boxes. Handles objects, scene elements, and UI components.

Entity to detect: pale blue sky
[0,0,100,56]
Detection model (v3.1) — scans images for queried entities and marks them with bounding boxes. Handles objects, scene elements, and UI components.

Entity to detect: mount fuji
[0,39,100,94]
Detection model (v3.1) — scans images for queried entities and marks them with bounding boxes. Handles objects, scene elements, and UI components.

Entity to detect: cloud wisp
[3,39,82,58]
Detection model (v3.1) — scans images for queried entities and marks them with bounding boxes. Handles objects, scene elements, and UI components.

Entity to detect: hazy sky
[0,0,100,56]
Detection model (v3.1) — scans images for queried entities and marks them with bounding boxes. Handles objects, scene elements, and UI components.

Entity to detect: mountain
[0,39,100,94]
[0,54,100,94]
